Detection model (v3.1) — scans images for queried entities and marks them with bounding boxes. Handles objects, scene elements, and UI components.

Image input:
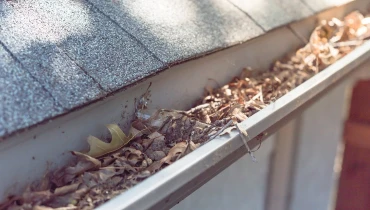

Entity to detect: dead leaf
[8,205,27,210]
[21,186,53,205]
[97,168,116,183]
[33,205,77,210]
[52,152,100,186]
[33,171,51,192]
[46,187,88,208]
[83,124,133,158]
[146,161,163,173]
[3,10,370,210]
[114,158,137,175]
[161,141,199,164]
[148,132,165,141]
[231,106,248,122]
[54,183,80,196]
[146,150,166,161]
[0,196,20,210]
[82,172,98,188]
[219,126,236,136]
[100,156,116,167]
[141,138,154,150]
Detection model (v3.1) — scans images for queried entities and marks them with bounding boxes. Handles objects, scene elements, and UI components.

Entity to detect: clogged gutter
[2,11,370,210]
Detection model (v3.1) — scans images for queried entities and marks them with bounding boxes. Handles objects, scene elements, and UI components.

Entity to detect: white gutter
[97,40,370,210]
[1,2,370,209]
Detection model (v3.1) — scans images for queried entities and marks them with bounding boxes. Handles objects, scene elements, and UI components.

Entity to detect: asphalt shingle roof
[0,0,356,138]
[0,44,62,136]
[0,1,105,110]
[229,0,313,31]
[89,0,264,63]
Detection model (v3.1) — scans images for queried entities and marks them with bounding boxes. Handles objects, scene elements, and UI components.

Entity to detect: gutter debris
[1,10,370,210]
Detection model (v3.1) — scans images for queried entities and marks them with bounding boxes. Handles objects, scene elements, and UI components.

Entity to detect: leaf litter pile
[2,11,370,210]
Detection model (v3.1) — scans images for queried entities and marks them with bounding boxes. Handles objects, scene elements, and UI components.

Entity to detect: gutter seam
[226,0,267,32]
[85,0,168,67]
[0,40,64,110]
[59,47,107,92]
[299,0,316,13]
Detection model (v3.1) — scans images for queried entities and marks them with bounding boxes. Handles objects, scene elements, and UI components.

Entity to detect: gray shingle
[270,0,314,21]
[0,1,105,109]
[0,0,336,138]
[88,0,264,64]
[0,44,62,136]
[301,0,353,12]
[59,3,164,91]
[229,0,313,31]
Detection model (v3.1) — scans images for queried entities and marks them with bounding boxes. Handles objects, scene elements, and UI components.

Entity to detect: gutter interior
[0,0,369,205]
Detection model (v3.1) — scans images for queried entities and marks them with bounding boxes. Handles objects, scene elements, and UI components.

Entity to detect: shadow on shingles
[0,0,259,137]
[88,0,261,65]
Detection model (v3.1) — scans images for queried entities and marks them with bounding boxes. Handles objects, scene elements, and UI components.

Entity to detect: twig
[331,40,363,47]
[176,132,194,161]
[245,91,262,106]
[186,103,210,114]
[202,120,233,145]
[135,82,152,113]
[258,86,264,104]
[236,123,257,162]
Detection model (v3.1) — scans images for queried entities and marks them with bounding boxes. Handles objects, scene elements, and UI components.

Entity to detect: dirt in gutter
[1,11,370,210]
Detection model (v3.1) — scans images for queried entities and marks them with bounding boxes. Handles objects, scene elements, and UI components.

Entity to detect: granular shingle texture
[0,44,62,136]
[59,2,164,91]
[229,0,313,31]
[301,0,354,12]
[0,0,349,138]
[88,0,264,64]
[0,0,105,109]
[275,0,313,19]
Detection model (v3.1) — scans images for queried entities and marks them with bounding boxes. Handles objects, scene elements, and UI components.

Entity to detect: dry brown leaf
[219,126,236,136]
[231,106,248,122]
[7,205,24,210]
[97,168,117,183]
[0,196,20,210]
[46,187,88,209]
[52,152,100,186]
[33,205,77,210]
[148,131,165,141]
[22,189,53,205]
[344,11,364,31]
[146,161,163,173]
[3,10,370,210]
[54,183,80,196]
[161,141,199,164]
[129,126,143,139]
[82,172,98,188]
[83,124,133,158]
[114,158,137,175]
[161,142,185,164]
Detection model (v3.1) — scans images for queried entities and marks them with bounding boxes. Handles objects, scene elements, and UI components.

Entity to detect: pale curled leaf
[146,141,199,173]
[219,126,236,136]
[162,141,199,164]
[85,124,133,158]
[33,206,77,210]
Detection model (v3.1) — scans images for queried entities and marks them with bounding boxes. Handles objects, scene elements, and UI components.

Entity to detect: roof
[0,0,351,138]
